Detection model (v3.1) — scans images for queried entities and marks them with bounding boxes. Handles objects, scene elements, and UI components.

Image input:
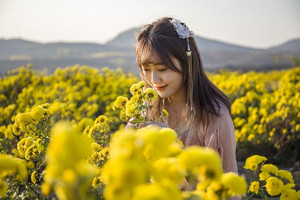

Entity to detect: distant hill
[0,27,299,74]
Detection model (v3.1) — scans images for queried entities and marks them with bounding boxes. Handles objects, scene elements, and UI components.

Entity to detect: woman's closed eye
[142,68,167,72]
[158,68,168,72]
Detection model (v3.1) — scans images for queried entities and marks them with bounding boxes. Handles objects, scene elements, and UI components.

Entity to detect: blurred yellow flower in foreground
[43,121,98,199]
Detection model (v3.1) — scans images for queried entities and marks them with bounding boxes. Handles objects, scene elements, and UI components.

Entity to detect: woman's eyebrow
[142,61,165,66]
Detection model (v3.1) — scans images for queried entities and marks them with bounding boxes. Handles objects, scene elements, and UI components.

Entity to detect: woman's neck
[167,86,186,111]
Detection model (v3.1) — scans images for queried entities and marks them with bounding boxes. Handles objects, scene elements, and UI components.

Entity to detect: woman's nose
[151,71,161,83]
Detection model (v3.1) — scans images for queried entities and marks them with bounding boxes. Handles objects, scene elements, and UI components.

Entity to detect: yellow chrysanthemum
[102,158,149,190]
[43,122,97,199]
[144,88,158,102]
[17,113,32,124]
[30,106,46,121]
[280,189,297,200]
[206,181,225,200]
[114,96,128,110]
[125,101,139,118]
[31,171,37,184]
[109,129,144,159]
[94,115,108,126]
[132,181,181,200]
[249,181,260,194]
[265,176,284,196]
[278,170,294,183]
[136,81,146,89]
[0,180,8,198]
[152,157,185,184]
[221,172,247,196]
[178,146,223,181]
[259,172,270,181]
[41,182,51,196]
[0,154,28,180]
[130,83,142,96]
[282,183,295,190]
[296,191,300,199]
[244,155,267,171]
[138,126,178,161]
[62,169,77,185]
[261,164,279,176]
[92,176,102,188]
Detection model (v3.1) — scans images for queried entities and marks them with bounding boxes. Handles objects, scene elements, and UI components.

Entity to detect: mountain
[267,38,300,54]
[0,28,299,74]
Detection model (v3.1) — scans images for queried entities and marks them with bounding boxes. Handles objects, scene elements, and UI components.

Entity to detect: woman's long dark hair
[135,17,231,129]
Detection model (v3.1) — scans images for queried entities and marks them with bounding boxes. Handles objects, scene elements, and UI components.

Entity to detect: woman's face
[141,56,185,100]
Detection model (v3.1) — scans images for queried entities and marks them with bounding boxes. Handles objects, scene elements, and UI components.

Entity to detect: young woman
[133,17,238,175]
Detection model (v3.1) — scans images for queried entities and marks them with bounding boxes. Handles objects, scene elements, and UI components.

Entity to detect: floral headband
[169,18,194,56]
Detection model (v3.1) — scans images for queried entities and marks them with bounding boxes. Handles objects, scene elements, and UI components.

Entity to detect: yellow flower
[114,96,128,110]
[278,170,294,183]
[261,164,279,176]
[138,126,178,161]
[259,172,270,181]
[144,88,158,102]
[282,183,295,190]
[249,181,260,194]
[296,191,300,199]
[125,100,139,118]
[162,109,169,117]
[102,158,149,190]
[43,121,97,199]
[280,189,297,200]
[206,181,225,200]
[130,83,142,96]
[266,176,284,196]
[0,154,28,180]
[244,155,267,171]
[91,142,102,152]
[0,180,8,198]
[136,81,146,89]
[17,113,32,124]
[152,158,185,184]
[62,169,77,185]
[109,129,144,159]
[13,122,21,136]
[27,160,35,169]
[94,115,108,126]
[132,181,181,200]
[25,144,37,160]
[178,146,223,181]
[78,118,94,131]
[31,171,37,184]
[221,172,247,196]
[41,182,51,196]
[92,176,102,188]
[30,105,46,121]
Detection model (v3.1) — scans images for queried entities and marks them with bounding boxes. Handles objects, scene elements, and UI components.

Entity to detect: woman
[133,17,238,175]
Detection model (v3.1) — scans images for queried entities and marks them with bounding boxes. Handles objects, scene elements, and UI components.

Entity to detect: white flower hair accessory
[169,18,194,54]
[169,18,194,39]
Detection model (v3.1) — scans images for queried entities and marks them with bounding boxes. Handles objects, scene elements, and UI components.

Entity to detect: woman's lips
[155,85,167,91]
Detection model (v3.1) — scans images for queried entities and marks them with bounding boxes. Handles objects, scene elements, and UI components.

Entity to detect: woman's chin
[157,93,168,99]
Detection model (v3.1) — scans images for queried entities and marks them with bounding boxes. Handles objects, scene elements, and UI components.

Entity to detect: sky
[0,0,299,49]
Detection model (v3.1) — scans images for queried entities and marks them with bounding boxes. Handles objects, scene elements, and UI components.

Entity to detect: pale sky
[0,0,299,49]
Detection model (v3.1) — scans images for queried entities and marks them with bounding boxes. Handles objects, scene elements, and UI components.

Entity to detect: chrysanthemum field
[0,64,299,199]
